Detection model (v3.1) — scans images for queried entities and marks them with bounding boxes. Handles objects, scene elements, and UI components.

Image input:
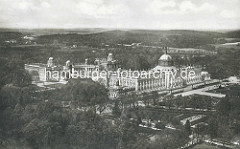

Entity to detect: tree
[208,117,218,140]
[0,86,21,110]
[112,100,122,116]
[156,122,166,129]
[185,120,191,135]
[151,91,158,105]
[147,129,189,149]
[64,78,109,113]
[12,70,32,87]
[141,92,149,107]
[23,118,49,148]
[127,93,138,108]
[0,58,31,89]
[216,98,231,116]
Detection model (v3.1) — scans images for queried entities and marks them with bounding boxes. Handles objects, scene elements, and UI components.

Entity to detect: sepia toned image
[0,0,240,149]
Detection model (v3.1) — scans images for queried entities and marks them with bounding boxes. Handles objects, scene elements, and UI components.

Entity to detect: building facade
[25,52,210,98]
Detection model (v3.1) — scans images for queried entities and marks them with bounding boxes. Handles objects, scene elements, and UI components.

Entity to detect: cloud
[145,0,177,15]
[146,0,216,15]
[150,0,176,9]
[0,0,239,29]
[41,2,51,8]
[220,10,238,18]
[18,1,31,10]
[75,0,126,18]
[179,1,216,13]
[179,0,195,12]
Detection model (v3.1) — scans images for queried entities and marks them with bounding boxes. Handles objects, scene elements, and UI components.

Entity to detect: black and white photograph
[0,0,240,148]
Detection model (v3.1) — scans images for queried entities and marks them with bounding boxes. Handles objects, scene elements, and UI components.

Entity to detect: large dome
[159,54,172,61]
[158,53,173,66]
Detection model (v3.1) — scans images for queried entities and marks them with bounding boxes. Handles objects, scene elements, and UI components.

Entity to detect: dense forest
[36,30,222,48]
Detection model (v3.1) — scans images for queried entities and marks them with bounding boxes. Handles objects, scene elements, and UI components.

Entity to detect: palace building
[25,52,210,98]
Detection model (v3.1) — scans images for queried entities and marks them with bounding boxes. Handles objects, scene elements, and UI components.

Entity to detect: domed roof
[159,53,172,61]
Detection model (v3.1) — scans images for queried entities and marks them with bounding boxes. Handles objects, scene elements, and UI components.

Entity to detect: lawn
[191,143,221,149]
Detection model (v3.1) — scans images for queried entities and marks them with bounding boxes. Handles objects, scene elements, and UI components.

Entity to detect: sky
[0,0,240,30]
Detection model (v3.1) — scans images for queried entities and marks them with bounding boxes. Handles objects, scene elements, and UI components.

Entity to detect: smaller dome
[66,60,71,66]
[107,53,113,61]
[159,54,172,61]
[47,57,54,67]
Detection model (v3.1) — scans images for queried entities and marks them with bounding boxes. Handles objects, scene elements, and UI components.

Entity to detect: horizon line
[0,27,239,32]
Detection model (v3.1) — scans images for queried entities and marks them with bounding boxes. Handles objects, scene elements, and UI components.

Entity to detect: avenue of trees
[158,95,215,110]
